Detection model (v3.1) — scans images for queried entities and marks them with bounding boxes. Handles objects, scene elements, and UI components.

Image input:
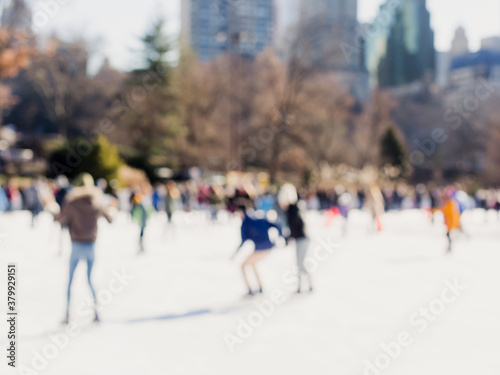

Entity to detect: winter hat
[73,173,94,188]
[278,183,298,207]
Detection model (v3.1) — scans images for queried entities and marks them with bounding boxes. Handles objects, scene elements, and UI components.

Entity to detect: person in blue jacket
[0,185,8,212]
[232,202,282,296]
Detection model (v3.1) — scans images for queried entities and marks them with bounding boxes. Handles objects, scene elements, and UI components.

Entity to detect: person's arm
[54,202,69,225]
[100,206,117,224]
[231,222,248,259]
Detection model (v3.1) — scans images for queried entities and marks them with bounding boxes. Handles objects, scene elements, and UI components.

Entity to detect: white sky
[22,0,500,71]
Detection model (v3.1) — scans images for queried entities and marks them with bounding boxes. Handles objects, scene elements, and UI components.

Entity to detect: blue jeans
[67,242,97,313]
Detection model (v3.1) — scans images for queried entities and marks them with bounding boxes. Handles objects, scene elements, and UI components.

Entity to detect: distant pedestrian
[441,187,461,253]
[0,184,9,212]
[365,184,385,232]
[165,180,179,224]
[22,180,43,227]
[130,191,149,253]
[54,176,72,256]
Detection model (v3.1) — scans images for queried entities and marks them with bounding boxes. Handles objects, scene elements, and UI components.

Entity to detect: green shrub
[48,136,123,182]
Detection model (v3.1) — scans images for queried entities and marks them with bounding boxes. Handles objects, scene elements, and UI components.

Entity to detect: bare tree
[0,22,32,126]
[23,38,93,137]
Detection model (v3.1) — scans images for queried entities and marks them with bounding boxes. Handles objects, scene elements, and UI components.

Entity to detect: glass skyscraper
[365,0,435,88]
[181,0,274,61]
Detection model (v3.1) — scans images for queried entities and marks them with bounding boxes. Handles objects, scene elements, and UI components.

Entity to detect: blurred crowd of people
[1,175,499,254]
[2,176,500,222]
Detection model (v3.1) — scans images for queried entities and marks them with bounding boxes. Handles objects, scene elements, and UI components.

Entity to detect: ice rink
[1,208,499,375]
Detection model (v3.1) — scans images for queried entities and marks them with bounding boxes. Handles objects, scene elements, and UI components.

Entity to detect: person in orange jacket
[441,187,461,253]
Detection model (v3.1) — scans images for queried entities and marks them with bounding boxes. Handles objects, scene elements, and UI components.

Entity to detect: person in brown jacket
[55,173,115,324]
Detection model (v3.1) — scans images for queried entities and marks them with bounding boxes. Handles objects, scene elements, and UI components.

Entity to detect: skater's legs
[375,215,382,232]
[139,226,145,253]
[85,244,97,302]
[251,263,263,289]
[296,238,312,291]
[342,215,348,237]
[67,242,97,317]
[241,250,270,291]
[67,245,81,314]
[240,262,252,291]
[296,238,310,273]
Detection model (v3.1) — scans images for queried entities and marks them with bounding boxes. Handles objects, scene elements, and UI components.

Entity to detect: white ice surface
[0,209,499,374]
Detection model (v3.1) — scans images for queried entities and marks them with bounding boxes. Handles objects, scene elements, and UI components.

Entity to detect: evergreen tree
[380,126,407,169]
[133,19,171,83]
[121,20,183,180]
[49,136,123,181]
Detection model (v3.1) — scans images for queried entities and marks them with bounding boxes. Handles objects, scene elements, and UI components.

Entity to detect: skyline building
[181,0,274,61]
[481,36,500,51]
[365,0,435,88]
[297,0,360,72]
[299,0,357,23]
[450,27,469,57]
[294,0,369,101]
[436,27,469,88]
[446,47,500,105]
[0,0,32,31]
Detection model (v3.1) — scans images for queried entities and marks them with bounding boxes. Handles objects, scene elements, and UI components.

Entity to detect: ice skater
[0,186,8,212]
[165,180,179,226]
[365,184,385,232]
[338,190,354,236]
[231,201,282,296]
[441,187,461,253]
[21,179,43,227]
[130,191,149,254]
[54,176,72,256]
[55,173,115,324]
[278,184,313,293]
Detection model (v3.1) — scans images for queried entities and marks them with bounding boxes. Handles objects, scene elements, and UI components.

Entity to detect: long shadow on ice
[124,303,251,324]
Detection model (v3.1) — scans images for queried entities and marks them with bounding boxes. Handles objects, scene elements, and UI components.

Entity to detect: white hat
[278,183,298,206]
